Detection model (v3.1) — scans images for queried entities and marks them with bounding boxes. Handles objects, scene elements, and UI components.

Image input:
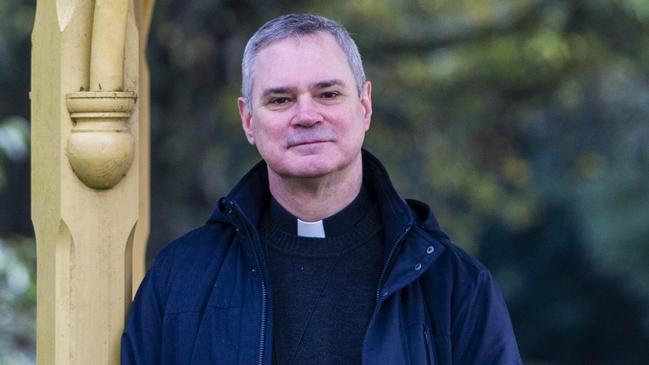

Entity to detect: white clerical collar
[297,219,326,238]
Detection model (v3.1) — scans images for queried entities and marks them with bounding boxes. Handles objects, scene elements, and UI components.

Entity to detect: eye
[320,91,340,99]
[269,97,291,105]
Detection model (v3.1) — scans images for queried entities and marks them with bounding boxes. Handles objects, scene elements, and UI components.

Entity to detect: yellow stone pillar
[31,0,154,363]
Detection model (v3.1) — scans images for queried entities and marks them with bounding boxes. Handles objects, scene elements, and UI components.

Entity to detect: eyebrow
[260,87,296,98]
[260,79,347,99]
[313,79,346,89]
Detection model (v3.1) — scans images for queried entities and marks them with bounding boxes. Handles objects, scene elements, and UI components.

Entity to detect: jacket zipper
[375,226,412,303]
[230,201,268,365]
[257,275,268,365]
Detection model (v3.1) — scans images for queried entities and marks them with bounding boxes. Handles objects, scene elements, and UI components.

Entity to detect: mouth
[288,140,330,148]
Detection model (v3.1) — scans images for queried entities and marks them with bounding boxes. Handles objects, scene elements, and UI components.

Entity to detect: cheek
[342,119,367,144]
[253,123,283,150]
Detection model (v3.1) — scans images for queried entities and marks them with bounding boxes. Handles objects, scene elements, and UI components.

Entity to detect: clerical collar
[297,219,325,238]
[268,185,371,238]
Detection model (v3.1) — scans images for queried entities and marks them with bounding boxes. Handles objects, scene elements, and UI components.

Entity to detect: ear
[360,81,372,131]
[238,97,255,145]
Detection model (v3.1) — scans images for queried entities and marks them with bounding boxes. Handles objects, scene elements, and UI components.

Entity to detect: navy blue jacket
[121,151,522,364]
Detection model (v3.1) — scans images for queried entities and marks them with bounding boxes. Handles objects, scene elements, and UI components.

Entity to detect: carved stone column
[31,0,153,363]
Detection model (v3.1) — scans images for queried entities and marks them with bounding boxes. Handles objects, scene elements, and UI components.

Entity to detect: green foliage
[1,3,35,363]
[0,237,36,365]
[0,116,30,190]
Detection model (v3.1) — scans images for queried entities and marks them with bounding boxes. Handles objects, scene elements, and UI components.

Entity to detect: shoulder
[405,198,496,291]
[424,234,521,363]
[153,220,234,269]
[405,199,521,363]
[144,220,239,301]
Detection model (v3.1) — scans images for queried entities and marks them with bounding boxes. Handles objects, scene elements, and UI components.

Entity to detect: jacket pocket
[423,324,436,365]
[407,322,439,365]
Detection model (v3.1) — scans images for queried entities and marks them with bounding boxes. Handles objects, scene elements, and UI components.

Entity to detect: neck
[268,156,363,222]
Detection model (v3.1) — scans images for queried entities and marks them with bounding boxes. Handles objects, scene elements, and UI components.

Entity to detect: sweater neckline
[268,184,371,238]
[261,186,381,257]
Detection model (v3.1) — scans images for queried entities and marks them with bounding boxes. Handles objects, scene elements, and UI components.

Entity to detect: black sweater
[260,187,385,365]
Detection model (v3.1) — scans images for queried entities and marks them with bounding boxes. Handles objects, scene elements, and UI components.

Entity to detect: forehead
[251,33,355,93]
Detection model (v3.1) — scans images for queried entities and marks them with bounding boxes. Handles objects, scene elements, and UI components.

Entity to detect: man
[121,13,521,365]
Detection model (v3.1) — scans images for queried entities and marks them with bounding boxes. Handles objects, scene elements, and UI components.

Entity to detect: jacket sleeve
[120,247,171,365]
[451,270,522,365]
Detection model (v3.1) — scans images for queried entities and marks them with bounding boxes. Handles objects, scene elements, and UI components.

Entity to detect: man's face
[238,32,372,180]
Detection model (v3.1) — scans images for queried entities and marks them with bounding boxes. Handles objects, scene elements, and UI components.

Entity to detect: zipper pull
[423,325,433,364]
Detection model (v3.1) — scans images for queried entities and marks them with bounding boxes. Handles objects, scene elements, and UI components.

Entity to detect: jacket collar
[360,150,413,248]
[212,159,270,230]
[210,150,413,236]
[208,149,448,290]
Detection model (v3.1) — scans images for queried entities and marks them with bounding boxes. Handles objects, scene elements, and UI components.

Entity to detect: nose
[291,95,321,127]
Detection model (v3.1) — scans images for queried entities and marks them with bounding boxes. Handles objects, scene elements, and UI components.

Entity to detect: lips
[289,139,328,147]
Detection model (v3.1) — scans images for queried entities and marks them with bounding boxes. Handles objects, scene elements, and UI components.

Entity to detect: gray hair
[241,13,366,107]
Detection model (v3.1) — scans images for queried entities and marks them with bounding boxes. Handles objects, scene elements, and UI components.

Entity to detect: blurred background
[2,0,649,363]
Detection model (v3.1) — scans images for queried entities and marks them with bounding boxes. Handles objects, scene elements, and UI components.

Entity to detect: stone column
[30,0,153,363]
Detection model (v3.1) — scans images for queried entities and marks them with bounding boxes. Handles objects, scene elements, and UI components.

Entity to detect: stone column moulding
[66,0,135,190]
[89,0,130,92]
[66,91,136,189]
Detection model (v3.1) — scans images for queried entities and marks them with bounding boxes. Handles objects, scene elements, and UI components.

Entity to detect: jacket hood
[406,198,449,240]
[208,159,269,229]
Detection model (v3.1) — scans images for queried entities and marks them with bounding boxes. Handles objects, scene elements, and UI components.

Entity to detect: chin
[281,163,337,179]
[264,148,361,180]
[270,158,342,179]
